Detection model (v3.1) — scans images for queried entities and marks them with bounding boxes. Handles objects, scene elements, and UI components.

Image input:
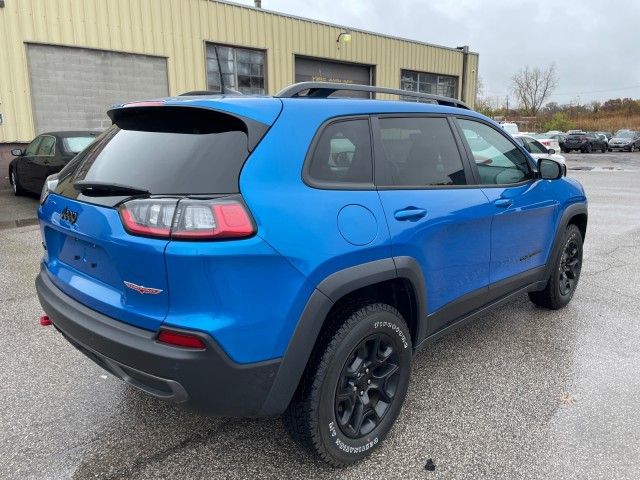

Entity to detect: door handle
[494,198,513,208]
[394,207,427,221]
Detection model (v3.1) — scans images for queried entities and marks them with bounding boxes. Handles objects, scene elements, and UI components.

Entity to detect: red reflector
[157,330,206,349]
[40,315,52,326]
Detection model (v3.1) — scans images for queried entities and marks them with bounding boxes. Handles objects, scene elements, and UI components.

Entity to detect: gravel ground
[1,153,639,479]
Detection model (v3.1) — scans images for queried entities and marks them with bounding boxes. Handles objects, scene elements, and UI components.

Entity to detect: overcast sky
[236,0,640,106]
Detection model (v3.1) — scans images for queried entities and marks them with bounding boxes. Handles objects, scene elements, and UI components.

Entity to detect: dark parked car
[562,132,607,153]
[608,130,640,152]
[9,131,98,196]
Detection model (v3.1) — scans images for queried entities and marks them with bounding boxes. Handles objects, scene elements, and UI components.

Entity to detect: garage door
[27,44,169,134]
[295,57,372,98]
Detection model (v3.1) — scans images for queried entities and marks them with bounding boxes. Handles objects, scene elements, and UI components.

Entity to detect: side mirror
[11,148,24,157]
[538,158,563,180]
[547,148,556,155]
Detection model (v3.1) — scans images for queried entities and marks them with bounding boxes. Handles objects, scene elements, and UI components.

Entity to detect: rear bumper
[35,266,281,416]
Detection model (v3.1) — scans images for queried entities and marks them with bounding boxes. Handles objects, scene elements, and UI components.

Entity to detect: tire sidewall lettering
[374,320,408,349]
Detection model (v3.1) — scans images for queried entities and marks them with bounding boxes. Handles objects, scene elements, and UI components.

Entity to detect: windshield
[62,136,96,154]
[615,131,634,138]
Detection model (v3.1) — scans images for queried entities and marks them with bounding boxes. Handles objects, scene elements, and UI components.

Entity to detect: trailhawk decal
[123,281,163,295]
[374,321,408,349]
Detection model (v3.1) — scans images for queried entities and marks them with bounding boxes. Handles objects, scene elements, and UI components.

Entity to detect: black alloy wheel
[558,238,581,296]
[528,224,583,309]
[334,333,400,439]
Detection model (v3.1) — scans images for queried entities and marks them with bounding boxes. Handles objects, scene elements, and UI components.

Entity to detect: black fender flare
[259,257,426,416]
[540,201,588,284]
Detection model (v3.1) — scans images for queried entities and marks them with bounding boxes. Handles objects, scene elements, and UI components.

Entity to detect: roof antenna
[214,45,227,94]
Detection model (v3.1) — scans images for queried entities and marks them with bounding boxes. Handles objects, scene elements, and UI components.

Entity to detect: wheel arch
[543,202,588,282]
[259,257,426,416]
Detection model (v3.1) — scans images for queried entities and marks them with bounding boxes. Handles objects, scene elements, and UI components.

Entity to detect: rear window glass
[63,136,96,154]
[56,108,251,196]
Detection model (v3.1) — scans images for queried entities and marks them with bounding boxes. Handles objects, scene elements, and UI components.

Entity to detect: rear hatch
[39,101,279,331]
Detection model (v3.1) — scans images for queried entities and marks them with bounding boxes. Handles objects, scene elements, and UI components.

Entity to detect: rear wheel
[10,168,26,196]
[529,224,583,309]
[283,303,412,466]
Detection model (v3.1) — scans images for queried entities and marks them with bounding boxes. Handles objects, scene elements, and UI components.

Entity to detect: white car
[514,134,566,166]
[499,122,519,135]
[531,133,561,153]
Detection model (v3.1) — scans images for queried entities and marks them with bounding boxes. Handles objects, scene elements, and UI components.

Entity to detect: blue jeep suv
[35,83,587,466]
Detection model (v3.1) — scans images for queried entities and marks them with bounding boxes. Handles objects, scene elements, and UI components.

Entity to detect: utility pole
[505,96,509,118]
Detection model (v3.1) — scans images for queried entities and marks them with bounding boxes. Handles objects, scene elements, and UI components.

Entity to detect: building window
[400,70,458,100]
[206,43,266,95]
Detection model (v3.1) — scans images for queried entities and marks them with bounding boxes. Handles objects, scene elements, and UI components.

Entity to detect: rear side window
[55,108,254,197]
[307,119,373,186]
[63,136,96,154]
[376,117,467,187]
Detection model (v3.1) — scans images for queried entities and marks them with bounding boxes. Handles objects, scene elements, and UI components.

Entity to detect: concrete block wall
[26,44,169,134]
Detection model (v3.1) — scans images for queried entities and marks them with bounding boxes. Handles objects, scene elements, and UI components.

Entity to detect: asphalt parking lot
[1,152,639,479]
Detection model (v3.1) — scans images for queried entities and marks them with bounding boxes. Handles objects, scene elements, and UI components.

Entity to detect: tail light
[40,174,59,204]
[119,196,255,240]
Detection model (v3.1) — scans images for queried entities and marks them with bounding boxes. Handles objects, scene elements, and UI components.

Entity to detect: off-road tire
[283,303,412,466]
[529,224,583,309]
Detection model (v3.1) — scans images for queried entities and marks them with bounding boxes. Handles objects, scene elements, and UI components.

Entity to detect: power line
[549,85,640,97]
[484,84,640,98]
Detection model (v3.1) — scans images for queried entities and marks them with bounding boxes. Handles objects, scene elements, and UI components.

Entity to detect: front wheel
[283,303,412,466]
[529,224,583,309]
[10,169,26,196]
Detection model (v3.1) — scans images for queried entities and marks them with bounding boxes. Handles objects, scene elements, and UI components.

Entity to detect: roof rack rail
[275,82,470,110]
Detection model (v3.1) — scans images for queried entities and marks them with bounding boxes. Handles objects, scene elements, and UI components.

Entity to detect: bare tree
[511,64,558,115]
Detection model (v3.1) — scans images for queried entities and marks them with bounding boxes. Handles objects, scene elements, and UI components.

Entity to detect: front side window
[400,70,458,99]
[37,136,56,156]
[206,43,265,95]
[376,117,467,187]
[307,119,372,185]
[457,119,532,185]
[25,137,42,156]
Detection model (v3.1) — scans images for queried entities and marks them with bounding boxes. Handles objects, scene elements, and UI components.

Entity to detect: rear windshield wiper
[73,180,150,196]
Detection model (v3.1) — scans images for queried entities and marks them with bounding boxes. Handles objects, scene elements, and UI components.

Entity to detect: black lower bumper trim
[36,267,281,416]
